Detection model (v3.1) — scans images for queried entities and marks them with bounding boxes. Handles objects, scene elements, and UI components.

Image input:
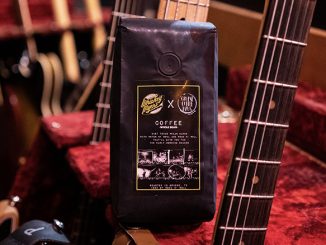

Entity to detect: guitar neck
[91,0,145,144]
[157,0,210,22]
[51,0,80,84]
[15,0,38,61]
[213,0,316,244]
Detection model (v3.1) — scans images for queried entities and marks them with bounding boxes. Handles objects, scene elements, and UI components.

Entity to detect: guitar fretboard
[91,0,146,144]
[91,0,210,144]
[214,0,316,244]
[157,0,210,21]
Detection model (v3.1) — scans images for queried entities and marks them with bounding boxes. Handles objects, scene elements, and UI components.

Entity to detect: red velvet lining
[101,122,325,244]
[66,119,325,244]
[42,111,94,149]
[10,96,325,244]
[67,142,110,199]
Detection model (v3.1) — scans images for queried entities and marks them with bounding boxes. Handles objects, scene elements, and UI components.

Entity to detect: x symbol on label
[168,100,174,108]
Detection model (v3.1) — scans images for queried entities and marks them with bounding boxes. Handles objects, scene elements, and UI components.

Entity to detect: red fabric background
[10,110,326,244]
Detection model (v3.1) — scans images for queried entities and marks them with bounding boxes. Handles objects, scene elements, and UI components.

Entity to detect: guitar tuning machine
[9,196,21,208]
[18,50,32,78]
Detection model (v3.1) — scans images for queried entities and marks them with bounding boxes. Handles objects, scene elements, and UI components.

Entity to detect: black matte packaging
[110,18,218,225]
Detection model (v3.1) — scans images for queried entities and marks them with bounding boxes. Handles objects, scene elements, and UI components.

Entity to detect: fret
[96,103,110,109]
[263,35,307,47]
[235,157,281,165]
[162,0,210,8]
[254,39,304,82]
[158,0,210,22]
[92,0,144,144]
[243,83,296,123]
[100,82,111,88]
[227,162,279,196]
[107,36,116,42]
[103,60,113,66]
[235,125,287,160]
[253,78,298,89]
[274,45,303,86]
[215,229,266,245]
[227,193,274,199]
[219,226,267,231]
[112,11,143,18]
[243,119,289,128]
[90,140,98,145]
[218,197,272,227]
[93,122,110,129]
[285,0,309,42]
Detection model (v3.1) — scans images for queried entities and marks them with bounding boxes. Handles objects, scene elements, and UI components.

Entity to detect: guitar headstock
[157,0,210,22]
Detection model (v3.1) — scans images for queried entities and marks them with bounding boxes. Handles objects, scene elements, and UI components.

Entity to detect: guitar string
[103,0,133,142]
[104,0,143,141]
[91,0,122,143]
[287,0,314,87]
[98,0,129,142]
[103,0,136,142]
[242,0,314,242]
[220,0,280,243]
[174,0,181,20]
[250,1,315,242]
[229,0,288,242]
[256,0,313,233]
[238,0,297,242]
[229,0,288,240]
[96,0,172,143]
[251,0,304,234]
[95,0,137,142]
[126,0,133,14]
[254,2,313,239]
[131,0,137,15]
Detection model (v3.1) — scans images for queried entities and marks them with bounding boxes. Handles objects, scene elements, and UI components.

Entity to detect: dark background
[218,0,325,29]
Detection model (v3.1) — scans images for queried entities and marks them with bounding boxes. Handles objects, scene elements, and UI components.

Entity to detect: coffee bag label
[136,83,200,191]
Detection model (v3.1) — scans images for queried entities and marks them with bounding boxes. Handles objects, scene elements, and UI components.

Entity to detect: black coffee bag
[110,18,218,225]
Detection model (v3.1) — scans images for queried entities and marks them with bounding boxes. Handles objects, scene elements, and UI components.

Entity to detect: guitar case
[110,18,218,225]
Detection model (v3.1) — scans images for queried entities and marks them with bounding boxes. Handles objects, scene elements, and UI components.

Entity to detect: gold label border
[136,84,201,191]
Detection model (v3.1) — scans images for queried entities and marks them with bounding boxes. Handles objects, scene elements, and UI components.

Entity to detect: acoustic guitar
[212,0,316,244]
[15,0,55,117]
